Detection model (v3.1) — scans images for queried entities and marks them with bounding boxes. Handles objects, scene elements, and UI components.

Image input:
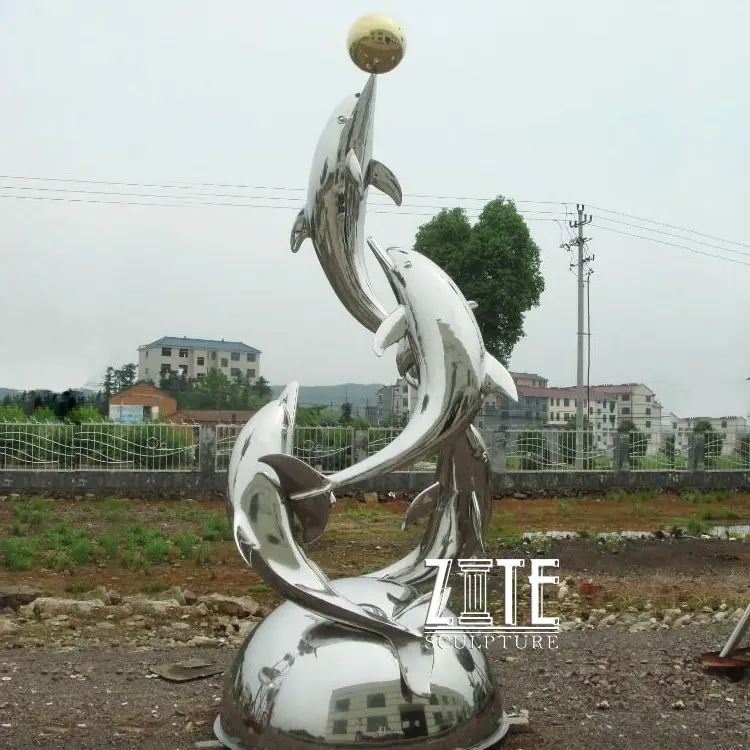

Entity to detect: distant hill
[0,388,19,399]
[270,383,385,409]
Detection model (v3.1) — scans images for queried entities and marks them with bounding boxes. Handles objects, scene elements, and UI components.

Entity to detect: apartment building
[674,415,748,455]
[373,378,412,422]
[138,336,261,383]
[324,678,471,742]
[478,372,550,429]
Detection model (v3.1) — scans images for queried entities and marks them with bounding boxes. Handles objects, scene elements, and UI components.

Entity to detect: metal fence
[1,422,749,473]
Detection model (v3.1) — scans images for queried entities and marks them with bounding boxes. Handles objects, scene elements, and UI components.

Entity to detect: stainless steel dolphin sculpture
[290,74,402,333]
[365,424,493,588]
[226,383,433,696]
[259,241,518,499]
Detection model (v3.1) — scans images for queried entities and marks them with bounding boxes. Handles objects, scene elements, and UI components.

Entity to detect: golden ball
[347,14,406,74]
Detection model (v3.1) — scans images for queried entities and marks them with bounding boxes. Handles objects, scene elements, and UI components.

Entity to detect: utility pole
[568,205,593,469]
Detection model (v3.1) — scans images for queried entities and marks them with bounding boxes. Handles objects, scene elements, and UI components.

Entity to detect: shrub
[202,514,232,542]
[171,531,200,559]
[0,538,38,570]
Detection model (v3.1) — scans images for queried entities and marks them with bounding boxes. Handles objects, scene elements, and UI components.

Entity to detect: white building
[674,415,748,455]
[137,336,261,384]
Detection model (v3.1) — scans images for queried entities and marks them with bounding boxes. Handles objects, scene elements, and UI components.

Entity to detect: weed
[40,549,75,573]
[361,565,377,575]
[201,514,232,542]
[171,531,200,559]
[196,543,212,566]
[100,498,128,523]
[0,538,38,571]
[248,584,269,593]
[180,506,208,523]
[601,534,626,553]
[342,507,381,520]
[685,515,709,536]
[70,536,95,565]
[556,501,574,519]
[723,509,741,521]
[97,533,119,560]
[145,536,170,565]
[120,547,149,570]
[529,535,552,554]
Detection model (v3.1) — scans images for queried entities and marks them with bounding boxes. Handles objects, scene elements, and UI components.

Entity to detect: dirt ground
[2,492,750,748]
[1,625,749,750]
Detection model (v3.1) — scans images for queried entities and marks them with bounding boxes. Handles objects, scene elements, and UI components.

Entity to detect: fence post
[199,427,217,474]
[613,432,630,472]
[353,430,369,464]
[688,433,705,472]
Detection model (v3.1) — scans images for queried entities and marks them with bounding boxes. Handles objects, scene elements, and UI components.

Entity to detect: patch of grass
[488,526,523,547]
[600,534,626,553]
[97,533,119,560]
[99,498,129,523]
[179,505,209,523]
[0,538,39,571]
[70,536,95,565]
[361,565,377,575]
[528,535,552,554]
[341,507,382,520]
[248,584,269,593]
[39,549,76,573]
[145,536,170,565]
[201,514,233,542]
[120,547,148,570]
[171,531,201,559]
[556,501,575,519]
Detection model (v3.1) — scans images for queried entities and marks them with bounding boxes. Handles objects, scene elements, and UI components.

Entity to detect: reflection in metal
[215,578,508,750]
[225,384,432,697]
[218,18,517,748]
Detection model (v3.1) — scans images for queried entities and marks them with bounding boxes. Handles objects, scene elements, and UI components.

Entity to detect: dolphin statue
[290,74,402,333]
[259,241,518,500]
[226,383,434,696]
[365,424,493,588]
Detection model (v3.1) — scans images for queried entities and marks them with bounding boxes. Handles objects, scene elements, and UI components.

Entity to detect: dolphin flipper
[374,307,408,356]
[366,159,403,206]
[403,481,440,529]
[291,209,311,254]
[484,353,518,402]
[346,149,364,188]
[468,300,478,310]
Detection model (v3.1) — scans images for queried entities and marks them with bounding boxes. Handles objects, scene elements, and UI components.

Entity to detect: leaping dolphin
[259,241,518,499]
[225,383,433,697]
[290,74,402,333]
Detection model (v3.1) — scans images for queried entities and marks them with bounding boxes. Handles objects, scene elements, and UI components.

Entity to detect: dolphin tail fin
[366,159,403,206]
[484,354,518,402]
[403,481,440,530]
[290,209,311,253]
[257,453,332,502]
[374,307,408,356]
[390,635,434,697]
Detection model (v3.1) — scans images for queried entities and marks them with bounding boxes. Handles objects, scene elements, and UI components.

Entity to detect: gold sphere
[347,14,406,74]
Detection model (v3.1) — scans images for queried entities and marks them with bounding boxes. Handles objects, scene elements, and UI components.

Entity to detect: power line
[0,174,566,206]
[589,204,750,250]
[0,191,566,220]
[592,223,750,267]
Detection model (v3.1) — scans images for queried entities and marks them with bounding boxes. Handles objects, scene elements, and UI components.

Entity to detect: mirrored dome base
[214,577,509,750]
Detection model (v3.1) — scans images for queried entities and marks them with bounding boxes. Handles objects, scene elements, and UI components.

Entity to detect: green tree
[413,197,545,364]
[558,417,595,468]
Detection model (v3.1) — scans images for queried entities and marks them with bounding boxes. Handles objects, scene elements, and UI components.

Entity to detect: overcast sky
[2,1,749,419]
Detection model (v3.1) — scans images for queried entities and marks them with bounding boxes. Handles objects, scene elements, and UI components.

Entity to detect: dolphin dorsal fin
[366,159,403,206]
[346,149,364,188]
[484,354,518,402]
[374,307,408,356]
[290,209,311,254]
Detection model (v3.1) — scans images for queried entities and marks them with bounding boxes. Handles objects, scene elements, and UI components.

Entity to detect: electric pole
[568,205,593,469]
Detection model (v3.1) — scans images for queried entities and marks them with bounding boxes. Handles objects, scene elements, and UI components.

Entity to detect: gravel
[1,622,749,749]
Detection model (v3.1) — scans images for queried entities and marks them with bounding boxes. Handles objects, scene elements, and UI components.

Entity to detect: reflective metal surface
[290,73,402,334]
[218,17,519,748]
[216,578,508,750]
